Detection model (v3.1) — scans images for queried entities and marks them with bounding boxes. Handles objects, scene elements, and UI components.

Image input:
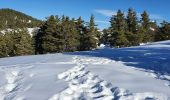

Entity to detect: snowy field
[0,41,170,100]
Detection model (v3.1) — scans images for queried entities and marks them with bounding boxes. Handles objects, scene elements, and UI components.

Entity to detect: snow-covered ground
[0,41,170,100]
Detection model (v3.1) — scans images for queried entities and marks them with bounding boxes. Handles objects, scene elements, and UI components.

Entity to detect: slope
[0,8,41,30]
[0,41,170,100]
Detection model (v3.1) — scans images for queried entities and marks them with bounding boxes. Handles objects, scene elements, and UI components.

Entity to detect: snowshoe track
[49,56,114,100]
[0,66,33,100]
[0,69,22,100]
[49,56,167,100]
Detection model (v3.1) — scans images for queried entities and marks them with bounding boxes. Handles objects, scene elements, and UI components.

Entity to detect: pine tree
[110,10,129,47]
[141,11,150,30]
[127,8,137,33]
[159,21,170,40]
[110,10,126,32]
[11,29,34,56]
[36,15,62,54]
[148,21,159,42]
[76,17,84,51]
[125,8,139,46]
[3,32,15,56]
[54,16,65,52]
[85,14,98,50]
[0,34,8,57]
[115,31,129,47]
[64,17,79,52]
[101,29,109,44]
[141,11,153,42]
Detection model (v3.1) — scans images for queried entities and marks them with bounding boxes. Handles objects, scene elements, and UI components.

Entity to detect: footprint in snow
[49,56,168,100]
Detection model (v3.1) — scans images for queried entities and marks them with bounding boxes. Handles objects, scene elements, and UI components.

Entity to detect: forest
[0,8,170,58]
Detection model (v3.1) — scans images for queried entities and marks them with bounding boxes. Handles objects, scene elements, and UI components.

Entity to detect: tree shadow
[65,46,170,75]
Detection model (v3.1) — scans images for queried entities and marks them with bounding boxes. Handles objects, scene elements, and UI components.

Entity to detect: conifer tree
[55,16,65,52]
[0,34,8,57]
[76,17,84,50]
[125,8,139,46]
[159,21,170,40]
[101,29,109,44]
[11,29,34,56]
[36,15,61,53]
[3,32,15,56]
[110,10,129,47]
[65,17,79,51]
[115,31,129,47]
[110,10,126,32]
[127,8,137,33]
[141,11,152,42]
[141,11,150,30]
[84,14,98,50]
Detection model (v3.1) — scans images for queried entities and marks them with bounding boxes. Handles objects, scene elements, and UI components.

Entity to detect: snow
[0,41,170,100]
[0,28,39,37]
[27,28,39,37]
[150,27,155,31]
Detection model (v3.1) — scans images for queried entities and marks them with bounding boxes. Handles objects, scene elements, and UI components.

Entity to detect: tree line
[1,8,170,58]
[0,15,100,57]
[101,8,170,47]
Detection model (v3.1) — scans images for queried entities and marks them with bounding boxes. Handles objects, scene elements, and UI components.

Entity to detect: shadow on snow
[64,45,170,76]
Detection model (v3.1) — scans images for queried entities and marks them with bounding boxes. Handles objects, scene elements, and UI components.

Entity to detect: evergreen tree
[141,11,153,42]
[115,31,129,47]
[148,21,159,42]
[159,21,170,40]
[101,29,109,44]
[110,10,126,32]
[0,34,8,57]
[127,8,137,33]
[55,17,65,52]
[86,15,98,50]
[125,8,139,46]
[76,17,84,50]
[125,31,138,46]
[36,15,61,53]
[3,32,15,56]
[141,11,150,30]
[110,10,129,47]
[11,29,34,56]
[63,17,79,52]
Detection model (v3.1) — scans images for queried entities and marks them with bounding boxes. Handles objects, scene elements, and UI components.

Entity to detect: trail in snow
[0,69,22,100]
[0,66,34,100]
[49,56,167,100]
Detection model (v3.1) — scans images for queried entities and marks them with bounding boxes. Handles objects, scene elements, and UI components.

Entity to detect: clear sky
[0,0,170,29]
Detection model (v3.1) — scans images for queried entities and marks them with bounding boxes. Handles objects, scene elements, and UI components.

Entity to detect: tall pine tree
[127,8,137,33]
[141,11,150,30]
[85,15,98,50]
[36,15,64,53]
[141,11,152,42]
[13,29,34,56]
[110,10,129,47]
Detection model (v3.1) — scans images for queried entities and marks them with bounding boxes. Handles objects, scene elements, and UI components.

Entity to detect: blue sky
[0,0,170,29]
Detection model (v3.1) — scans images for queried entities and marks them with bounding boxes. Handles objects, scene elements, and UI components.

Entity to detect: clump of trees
[0,14,100,57]
[101,8,170,48]
[35,15,99,54]
[0,29,34,57]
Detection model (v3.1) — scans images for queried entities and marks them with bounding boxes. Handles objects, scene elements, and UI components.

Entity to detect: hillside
[0,8,42,30]
[0,40,170,100]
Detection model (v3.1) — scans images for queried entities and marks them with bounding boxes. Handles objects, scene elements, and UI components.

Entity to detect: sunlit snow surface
[0,41,170,100]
